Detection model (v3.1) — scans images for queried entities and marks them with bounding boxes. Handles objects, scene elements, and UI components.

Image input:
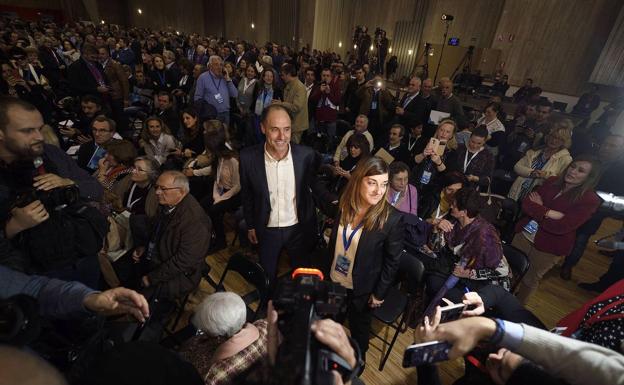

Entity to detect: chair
[370,251,425,371]
[216,253,270,322]
[502,243,530,292]
[169,262,214,332]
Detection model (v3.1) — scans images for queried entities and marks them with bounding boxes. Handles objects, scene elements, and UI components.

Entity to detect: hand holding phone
[402,340,452,367]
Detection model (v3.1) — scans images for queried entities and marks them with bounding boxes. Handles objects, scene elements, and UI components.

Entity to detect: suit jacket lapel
[255,145,270,205]
[291,144,303,199]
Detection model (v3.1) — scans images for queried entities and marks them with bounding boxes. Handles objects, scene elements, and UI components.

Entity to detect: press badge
[214,93,224,104]
[371,100,378,110]
[523,219,539,234]
[334,254,351,276]
[420,170,432,185]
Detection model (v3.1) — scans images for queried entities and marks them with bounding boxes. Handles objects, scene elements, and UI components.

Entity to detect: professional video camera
[12,157,81,211]
[273,268,353,385]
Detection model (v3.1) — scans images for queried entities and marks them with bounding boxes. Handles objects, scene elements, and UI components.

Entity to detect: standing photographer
[0,97,104,287]
[325,156,404,357]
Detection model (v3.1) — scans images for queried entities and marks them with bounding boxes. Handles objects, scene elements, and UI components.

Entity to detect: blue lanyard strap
[209,72,222,90]
[156,71,166,85]
[342,222,364,253]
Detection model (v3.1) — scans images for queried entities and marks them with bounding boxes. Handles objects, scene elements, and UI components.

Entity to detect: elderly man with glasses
[131,170,211,302]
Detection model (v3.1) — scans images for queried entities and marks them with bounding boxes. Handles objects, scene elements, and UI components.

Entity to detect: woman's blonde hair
[546,119,573,149]
[436,118,458,150]
[338,157,391,231]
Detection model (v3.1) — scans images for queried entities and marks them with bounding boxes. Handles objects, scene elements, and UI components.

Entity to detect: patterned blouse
[180,319,268,385]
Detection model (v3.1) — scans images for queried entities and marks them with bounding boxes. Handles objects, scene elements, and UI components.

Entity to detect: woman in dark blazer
[325,156,404,357]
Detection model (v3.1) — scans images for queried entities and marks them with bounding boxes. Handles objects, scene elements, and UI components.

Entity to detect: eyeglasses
[155,185,181,192]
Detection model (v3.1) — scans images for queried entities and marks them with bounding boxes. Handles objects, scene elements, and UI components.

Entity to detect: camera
[15,185,80,211]
[272,268,351,385]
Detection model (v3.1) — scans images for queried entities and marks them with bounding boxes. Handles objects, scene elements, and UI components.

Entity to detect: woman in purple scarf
[425,187,511,302]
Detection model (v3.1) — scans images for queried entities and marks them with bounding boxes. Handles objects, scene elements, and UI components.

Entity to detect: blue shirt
[193,71,239,114]
[0,265,95,319]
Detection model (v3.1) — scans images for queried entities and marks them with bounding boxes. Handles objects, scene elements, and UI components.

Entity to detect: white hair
[208,55,223,65]
[356,114,369,125]
[192,292,247,338]
[161,170,190,192]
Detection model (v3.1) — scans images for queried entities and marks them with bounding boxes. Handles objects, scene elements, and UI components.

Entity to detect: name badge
[523,219,539,234]
[371,100,378,110]
[334,254,351,276]
[420,170,432,185]
[214,93,224,104]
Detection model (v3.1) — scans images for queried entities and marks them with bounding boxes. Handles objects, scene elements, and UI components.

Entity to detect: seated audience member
[412,118,458,201]
[572,85,601,117]
[177,107,205,158]
[530,100,554,148]
[387,161,418,216]
[111,156,160,219]
[419,171,467,223]
[179,292,268,385]
[93,140,137,191]
[404,122,428,164]
[491,74,510,96]
[333,114,374,166]
[376,124,411,165]
[507,125,573,201]
[513,155,602,304]
[201,121,240,252]
[59,94,104,144]
[131,171,211,300]
[476,102,505,156]
[513,78,533,102]
[454,125,494,190]
[139,116,180,164]
[155,91,181,139]
[76,115,121,172]
[426,187,510,297]
[565,134,624,283]
[454,116,473,148]
[329,132,371,193]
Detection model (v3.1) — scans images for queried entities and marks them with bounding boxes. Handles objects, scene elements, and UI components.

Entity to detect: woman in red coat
[513,155,602,304]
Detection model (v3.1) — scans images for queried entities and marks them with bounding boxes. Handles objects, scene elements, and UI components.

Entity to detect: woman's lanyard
[262,89,271,106]
[243,78,256,94]
[127,182,149,209]
[342,222,364,253]
[463,148,481,173]
[435,205,447,219]
[408,135,419,152]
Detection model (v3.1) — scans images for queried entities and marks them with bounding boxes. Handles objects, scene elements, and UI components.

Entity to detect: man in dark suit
[376,124,411,165]
[240,104,335,280]
[66,43,108,98]
[76,115,118,172]
[395,77,428,129]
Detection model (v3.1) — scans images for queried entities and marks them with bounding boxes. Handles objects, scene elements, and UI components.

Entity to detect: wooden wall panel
[312,0,354,57]
[223,0,270,43]
[420,0,504,49]
[492,0,622,95]
[269,0,298,46]
[590,4,624,87]
[126,0,206,35]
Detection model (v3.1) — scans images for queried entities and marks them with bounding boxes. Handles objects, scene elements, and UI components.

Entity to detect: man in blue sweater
[193,55,238,126]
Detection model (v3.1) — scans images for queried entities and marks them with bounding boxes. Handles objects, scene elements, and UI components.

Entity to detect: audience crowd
[1,16,623,385]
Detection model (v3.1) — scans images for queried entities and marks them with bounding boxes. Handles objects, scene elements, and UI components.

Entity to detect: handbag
[105,210,133,262]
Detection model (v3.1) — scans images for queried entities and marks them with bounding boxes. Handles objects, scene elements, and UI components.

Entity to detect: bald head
[407,77,421,95]
[0,346,67,385]
[440,79,453,97]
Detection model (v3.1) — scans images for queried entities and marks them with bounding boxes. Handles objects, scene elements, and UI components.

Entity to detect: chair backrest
[398,251,425,295]
[217,253,271,320]
[502,243,530,291]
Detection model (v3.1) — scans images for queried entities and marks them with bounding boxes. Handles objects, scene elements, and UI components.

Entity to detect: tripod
[450,45,475,80]
[433,20,452,84]
[412,42,432,79]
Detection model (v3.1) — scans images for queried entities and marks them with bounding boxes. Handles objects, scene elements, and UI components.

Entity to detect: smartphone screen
[439,303,466,323]
[402,341,452,367]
